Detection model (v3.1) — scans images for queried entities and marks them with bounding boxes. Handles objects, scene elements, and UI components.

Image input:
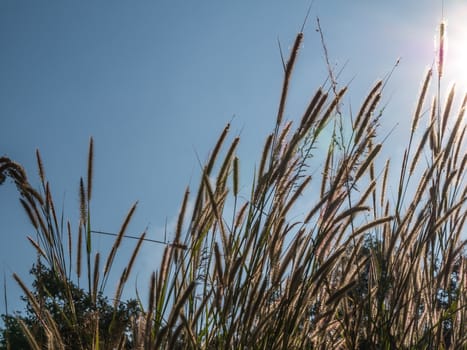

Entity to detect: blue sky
[1,1,466,315]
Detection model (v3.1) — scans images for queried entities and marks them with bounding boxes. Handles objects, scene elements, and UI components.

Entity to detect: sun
[441,7,467,93]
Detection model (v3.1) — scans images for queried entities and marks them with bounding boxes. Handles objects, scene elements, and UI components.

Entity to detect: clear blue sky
[1,1,466,315]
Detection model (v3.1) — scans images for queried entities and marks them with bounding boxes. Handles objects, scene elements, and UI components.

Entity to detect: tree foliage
[0,263,140,349]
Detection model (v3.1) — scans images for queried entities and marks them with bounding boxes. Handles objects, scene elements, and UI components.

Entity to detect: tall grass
[1,25,466,349]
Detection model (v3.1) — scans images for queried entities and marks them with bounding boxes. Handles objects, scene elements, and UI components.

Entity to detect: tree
[0,263,141,350]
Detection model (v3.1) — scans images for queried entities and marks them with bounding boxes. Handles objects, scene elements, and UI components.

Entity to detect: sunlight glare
[442,7,467,93]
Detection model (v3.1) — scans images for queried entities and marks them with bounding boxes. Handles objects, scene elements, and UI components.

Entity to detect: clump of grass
[1,138,146,349]
[134,28,466,349]
[1,21,466,350]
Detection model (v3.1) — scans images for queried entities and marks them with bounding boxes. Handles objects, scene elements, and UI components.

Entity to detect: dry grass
[0,25,466,349]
